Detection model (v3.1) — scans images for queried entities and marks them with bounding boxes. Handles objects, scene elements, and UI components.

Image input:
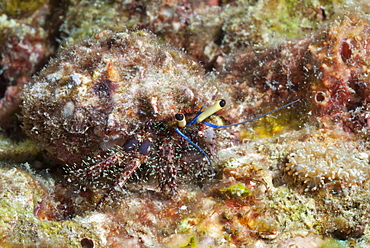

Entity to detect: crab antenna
[203,99,300,129]
[175,128,215,177]
[187,105,205,126]
[196,99,226,123]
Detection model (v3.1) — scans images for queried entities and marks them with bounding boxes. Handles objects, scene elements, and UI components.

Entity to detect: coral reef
[220,0,341,53]
[0,162,101,247]
[277,126,370,243]
[2,132,370,247]
[1,1,370,247]
[59,0,347,69]
[222,14,370,135]
[59,0,224,67]
[0,1,57,128]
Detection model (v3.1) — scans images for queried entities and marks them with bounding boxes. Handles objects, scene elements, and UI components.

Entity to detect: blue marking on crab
[175,99,300,176]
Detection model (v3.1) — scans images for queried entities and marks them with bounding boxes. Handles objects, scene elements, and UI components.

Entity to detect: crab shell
[21,30,231,165]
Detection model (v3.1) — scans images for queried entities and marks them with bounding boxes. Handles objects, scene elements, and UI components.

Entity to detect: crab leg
[96,153,148,209]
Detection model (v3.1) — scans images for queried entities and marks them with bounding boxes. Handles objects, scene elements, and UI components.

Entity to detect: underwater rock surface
[0,162,102,247]
[0,1,57,128]
[223,15,370,135]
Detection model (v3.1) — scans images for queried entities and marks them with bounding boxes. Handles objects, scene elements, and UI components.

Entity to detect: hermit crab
[21,30,298,207]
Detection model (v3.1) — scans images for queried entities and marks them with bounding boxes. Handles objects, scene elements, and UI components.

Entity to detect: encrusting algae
[222,14,370,136]
[0,0,58,128]
[0,162,103,247]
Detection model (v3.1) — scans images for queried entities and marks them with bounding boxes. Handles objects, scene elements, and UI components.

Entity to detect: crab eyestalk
[196,99,226,123]
[175,113,187,128]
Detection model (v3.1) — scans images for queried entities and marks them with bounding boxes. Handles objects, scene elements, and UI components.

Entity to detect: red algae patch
[222,15,370,135]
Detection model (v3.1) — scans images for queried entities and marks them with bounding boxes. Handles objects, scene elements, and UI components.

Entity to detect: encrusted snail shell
[21,30,232,165]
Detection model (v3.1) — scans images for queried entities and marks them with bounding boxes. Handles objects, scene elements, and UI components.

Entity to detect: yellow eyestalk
[196,99,226,123]
[175,113,187,128]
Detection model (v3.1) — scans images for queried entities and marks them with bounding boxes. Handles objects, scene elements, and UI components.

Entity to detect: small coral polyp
[286,140,369,190]
[21,30,230,200]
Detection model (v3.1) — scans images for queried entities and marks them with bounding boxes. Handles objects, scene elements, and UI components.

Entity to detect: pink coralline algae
[222,15,370,135]
[0,4,55,128]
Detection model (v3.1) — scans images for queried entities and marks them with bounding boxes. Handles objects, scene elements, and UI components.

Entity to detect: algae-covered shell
[21,30,229,164]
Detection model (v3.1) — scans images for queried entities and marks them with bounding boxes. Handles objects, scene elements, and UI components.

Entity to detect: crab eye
[196,99,226,123]
[123,137,139,152]
[175,113,186,127]
[138,139,152,155]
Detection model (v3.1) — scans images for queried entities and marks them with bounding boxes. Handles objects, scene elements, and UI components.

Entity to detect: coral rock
[0,3,55,127]
[223,15,370,134]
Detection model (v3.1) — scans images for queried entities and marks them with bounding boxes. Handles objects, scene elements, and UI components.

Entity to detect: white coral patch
[286,141,370,189]
[62,101,75,117]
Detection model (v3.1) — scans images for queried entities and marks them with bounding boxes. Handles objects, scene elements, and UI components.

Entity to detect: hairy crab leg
[158,140,178,194]
[175,127,214,176]
[96,153,148,209]
[65,150,126,186]
[81,153,124,179]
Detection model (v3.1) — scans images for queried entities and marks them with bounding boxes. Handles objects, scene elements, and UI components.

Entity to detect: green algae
[268,187,322,235]
[0,0,48,17]
[249,110,302,138]
[222,0,345,52]
[59,0,148,45]
[0,163,102,247]
[179,236,197,248]
[0,136,40,162]
[178,218,198,233]
[220,182,252,199]
[58,0,225,65]
[321,238,348,248]
[60,0,121,45]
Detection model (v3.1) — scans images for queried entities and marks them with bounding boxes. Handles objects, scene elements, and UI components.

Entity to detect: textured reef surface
[0,0,60,131]
[2,0,370,247]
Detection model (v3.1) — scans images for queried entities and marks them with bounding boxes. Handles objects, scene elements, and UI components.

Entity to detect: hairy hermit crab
[21,30,298,207]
